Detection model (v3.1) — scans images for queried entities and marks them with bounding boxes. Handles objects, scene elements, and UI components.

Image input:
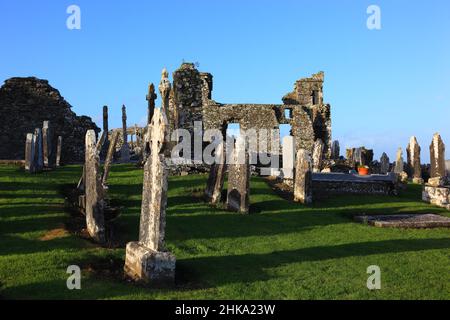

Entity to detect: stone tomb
[354,214,450,228]
[124,109,176,284]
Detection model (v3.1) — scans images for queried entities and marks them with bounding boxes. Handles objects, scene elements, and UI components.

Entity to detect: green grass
[0,163,449,300]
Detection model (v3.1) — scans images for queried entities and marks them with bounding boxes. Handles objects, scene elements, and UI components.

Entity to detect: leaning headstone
[56,136,62,167]
[34,128,44,172]
[429,133,446,178]
[406,136,423,183]
[24,133,35,173]
[121,105,130,162]
[394,147,404,174]
[42,121,53,167]
[124,109,175,284]
[102,130,120,185]
[227,137,250,213]
[282,136,295,179]
[294,149,312,204]
[312,139,324,173]
[331,140,340,160]
[205,141,226,204]
[380,152,390,174]
[84,130,106,243]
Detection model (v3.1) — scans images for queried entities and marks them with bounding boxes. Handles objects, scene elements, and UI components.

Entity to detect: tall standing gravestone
[282,136,295,179]
[42,121,53,167]
[121,105,130,162]
[227,137,250,213]
[312,139,324,173]
[294,149,312,204]
[84,130,106,243]
[394,147,404,174]
[331,140,340,160]
[429,133,446,178]
[56,136,62,167]
[406,136,423,183]
[24,133,35,173]
[34,128,44,172]
[205,141,226,205]
[124,109,176,284]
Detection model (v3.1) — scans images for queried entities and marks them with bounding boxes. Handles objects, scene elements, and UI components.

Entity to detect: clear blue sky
[1,0,449,162]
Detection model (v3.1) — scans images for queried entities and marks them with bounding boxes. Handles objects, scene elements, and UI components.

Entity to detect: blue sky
[1,0,449,162]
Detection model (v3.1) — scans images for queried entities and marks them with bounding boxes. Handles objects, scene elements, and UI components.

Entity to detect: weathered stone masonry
[0,77,100,162]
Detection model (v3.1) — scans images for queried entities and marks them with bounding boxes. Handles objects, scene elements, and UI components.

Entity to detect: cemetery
[0,62,449,300]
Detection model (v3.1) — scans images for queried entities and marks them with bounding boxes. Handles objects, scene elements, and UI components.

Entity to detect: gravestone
[282,136,295,179]
[159,68,171,117]
[100,105,110,159]
[394,147,404,174]
[429,133,446,178]
[102,130,120,185]
[331,140,340,160]
[227,137,250,213]
[406,136,423,183]
[312,139,324,173]
[380,152,390,174]
[146,83,157,124]
[205,141,226,204]
[42,121,53,167]
[121,105,130,162]
[294,149,312,204]
[124,109,176,284]
[56,136,62,167]
[84,130,106,243]
[24,133,35,173]
[34,128,44,172]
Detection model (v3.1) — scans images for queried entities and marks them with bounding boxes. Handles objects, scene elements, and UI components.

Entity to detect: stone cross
[42,121,53,168]
[430,133,446,178]
[380,152,390,174]
[146,83,157,125]
[294,149,312,204]
[282,136,295,179]
[312,139,324,173]
[406,136,422,183]
[331,140,340,160]
[227,137,250,213]
[159,68,171,117]
[102,130,120,185]
[56,136,62,167]
[25,133,35,173]
[84,130,106,243]
[121,104,130,162]
[205,141,226,204]
[124,108,175,284]
[394,147,404,174]
[34,128,44,172]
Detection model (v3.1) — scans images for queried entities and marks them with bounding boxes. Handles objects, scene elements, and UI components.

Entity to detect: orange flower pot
[358,167,369,176]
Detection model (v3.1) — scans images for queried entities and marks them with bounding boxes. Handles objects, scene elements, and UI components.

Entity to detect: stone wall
[0,77,100,163]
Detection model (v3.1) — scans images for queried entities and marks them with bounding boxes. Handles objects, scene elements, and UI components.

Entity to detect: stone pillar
[146,83,157,125]
[312,139,324,173]
[121,105,130,162]
[380,152,390,174]
[42,121,53,168]
[25,133,35,173]
[227,137,250,213]
[331,140,340,160]
[102,130,120,185]
[394,148,404,174]
[103,105,109,141]
[407,136,423,183]
[205,141,226,204]
[34,128,44,172]
[84,130,106,243]
[159,68,171,117]
[294,149,312,204]
[282,136,295,179]
[124,109,175,284]
[430,133,446,178]
[56,136,62,167]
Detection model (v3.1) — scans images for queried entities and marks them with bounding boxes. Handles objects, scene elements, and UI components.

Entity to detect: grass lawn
[0,163,449,300]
